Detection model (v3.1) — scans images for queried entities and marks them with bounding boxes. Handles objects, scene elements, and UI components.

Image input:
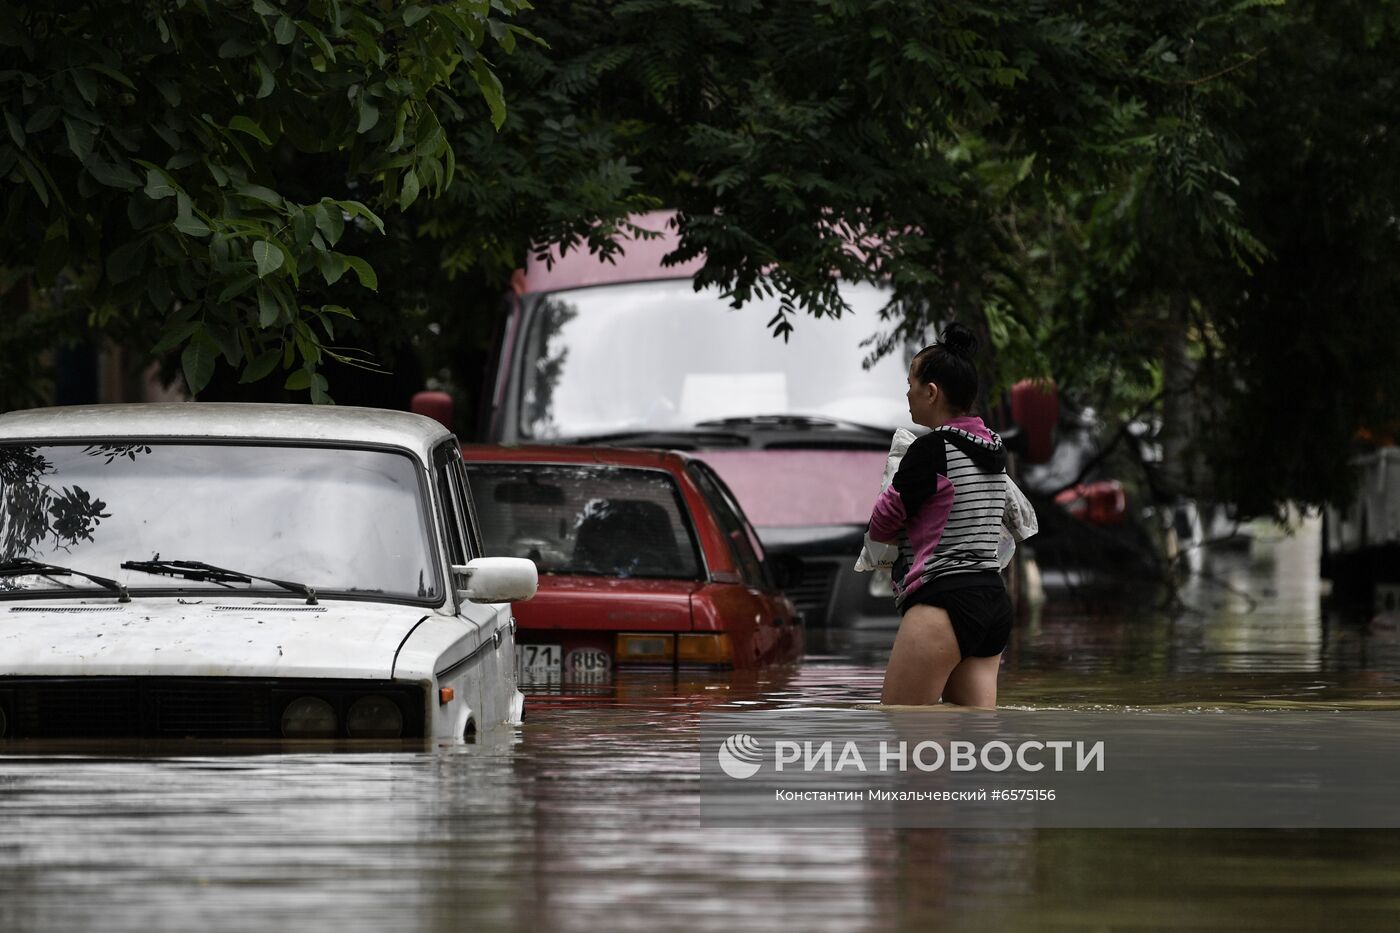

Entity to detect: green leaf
[218,37,255,58]
[257,286,281,327]
[151,320,201,356]
[343,255,378,290]
[254,58,276,99]
[240,348,282,384]
[144,167,176,200]
[25,106,59,134]
[316,250,349,285]
[154,80,181,107]
[233,181,283,207]
[253,239,284,277]
[106,239,147,284]
[473,58,507,130]
[4,110,24,149]
[181,330,220,397]
[228,115,272,146]
[217,272,259,303]
[398,169,421,210]
[314,202,345,245]
[72,68,98,106]
[340,200,384,234]
[17,156,50,206]
[291,208,316,247]
[209,324,244,367]
[403,5,430,27]
[87,158,141,189]
[297,22,335,61]
[310,373,332,405]
[311,306,336,340]
[274,16,297,44]
[284,369,312,391]
[174,192,212,237]
[88,63,135,89]
[166,151,198,171]
[357,96,379,134]
[388,102,408,152]
[64,117,94,164]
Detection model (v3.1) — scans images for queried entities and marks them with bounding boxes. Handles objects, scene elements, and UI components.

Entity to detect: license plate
[518,643,562,679]
[566,647,612,682]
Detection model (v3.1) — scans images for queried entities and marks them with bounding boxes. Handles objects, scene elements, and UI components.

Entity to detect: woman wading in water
[867,323,1013,707]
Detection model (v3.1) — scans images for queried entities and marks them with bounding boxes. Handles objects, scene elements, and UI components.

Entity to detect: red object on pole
[1010,380,1059,465]
[411,391,455,431]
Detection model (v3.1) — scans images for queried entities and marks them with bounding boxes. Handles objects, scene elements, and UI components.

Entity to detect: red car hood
[697,449,886,527]
[515,575,701,632]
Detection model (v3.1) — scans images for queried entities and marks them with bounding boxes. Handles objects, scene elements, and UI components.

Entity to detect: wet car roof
[0,403,453,456]
[461,444,692,471]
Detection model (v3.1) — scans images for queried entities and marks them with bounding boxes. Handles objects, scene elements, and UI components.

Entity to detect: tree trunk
[1159,291,1196,501]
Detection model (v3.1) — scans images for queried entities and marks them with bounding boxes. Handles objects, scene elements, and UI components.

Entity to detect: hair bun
[939,322,978,360]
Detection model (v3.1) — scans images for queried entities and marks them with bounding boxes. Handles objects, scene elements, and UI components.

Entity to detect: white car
[0,403,535,740]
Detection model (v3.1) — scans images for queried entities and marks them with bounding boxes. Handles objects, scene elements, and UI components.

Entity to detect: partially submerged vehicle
[1323,428,1400,613]
[472,212,1057,628]
[0,404,535,740]
[461,444,803,682]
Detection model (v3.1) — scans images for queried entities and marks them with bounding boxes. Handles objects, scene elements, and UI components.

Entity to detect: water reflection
[3,519,1400,931]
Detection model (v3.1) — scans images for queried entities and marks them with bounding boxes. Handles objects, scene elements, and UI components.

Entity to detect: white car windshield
[0,443,441,602]
[519,279,916,439]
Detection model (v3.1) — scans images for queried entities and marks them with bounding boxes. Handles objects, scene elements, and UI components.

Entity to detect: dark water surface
[4,519,1400,931]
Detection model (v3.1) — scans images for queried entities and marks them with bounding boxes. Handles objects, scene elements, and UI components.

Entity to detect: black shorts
[901,583,1013,659]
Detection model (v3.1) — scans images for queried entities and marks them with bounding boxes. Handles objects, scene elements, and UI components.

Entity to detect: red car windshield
[464,464,703,581]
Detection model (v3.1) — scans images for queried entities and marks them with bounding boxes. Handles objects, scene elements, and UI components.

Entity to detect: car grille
[0,678,424,739]
[784,561,839,626]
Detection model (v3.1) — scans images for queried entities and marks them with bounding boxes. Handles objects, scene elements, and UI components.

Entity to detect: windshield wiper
[566,429,751,448]
[694,414,892,436]
[121,559,318,605]
[0,558,130,602]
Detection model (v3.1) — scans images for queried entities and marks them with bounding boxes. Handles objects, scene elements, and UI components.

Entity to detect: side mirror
[1009,379,1059,465]
[412,391,455,431]
[453,557,538,604]
[771,555,805,590]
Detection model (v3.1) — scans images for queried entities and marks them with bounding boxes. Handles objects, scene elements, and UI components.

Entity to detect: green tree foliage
[418,0,1277,389]
[418,0,1398,514]
[6,1,1397,517]
[0,0,530,402]
[1197,2,1400,514]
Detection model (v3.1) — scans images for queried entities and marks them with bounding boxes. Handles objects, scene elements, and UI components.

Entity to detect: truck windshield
[519,279,914,439]
[0,443,441,602]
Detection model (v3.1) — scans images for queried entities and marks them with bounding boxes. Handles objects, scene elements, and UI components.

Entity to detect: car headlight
[281,696,338,738]
[346,694,404,739]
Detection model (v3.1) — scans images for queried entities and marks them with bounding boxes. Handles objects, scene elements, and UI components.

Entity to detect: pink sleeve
[867,485,906,544]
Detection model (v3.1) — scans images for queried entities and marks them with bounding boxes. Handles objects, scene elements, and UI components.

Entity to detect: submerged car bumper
[756,525,901,630]
[0,676,427,740]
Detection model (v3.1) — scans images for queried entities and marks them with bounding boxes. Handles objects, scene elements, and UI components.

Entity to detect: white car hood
[0,598,451,680]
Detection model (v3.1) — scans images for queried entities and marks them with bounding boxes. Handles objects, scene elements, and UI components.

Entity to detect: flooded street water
[4,517,1400,931]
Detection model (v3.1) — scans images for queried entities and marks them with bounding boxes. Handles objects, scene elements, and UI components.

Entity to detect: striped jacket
[867,416,1007,610]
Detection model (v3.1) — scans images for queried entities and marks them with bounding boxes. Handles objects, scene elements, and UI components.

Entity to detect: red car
[460,445,804,682]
